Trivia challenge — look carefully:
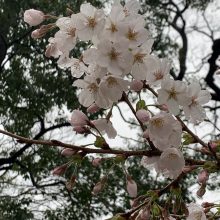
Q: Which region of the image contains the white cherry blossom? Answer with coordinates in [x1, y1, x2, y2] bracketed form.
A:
[148, 112, 175, 140]
[131, 40, 155, 80]
[99, 75, 130, 103]
[146, 57, 171, 86]
[157, 77, 190, 115]
[119, 16, 151, 48]
[102, 4, 125, 42]
[92, 119, 117, 139]
[70, 58, 87, 78]
[152, 119, 182, 151]
[73, 75, 112, 108]
[183, 82, 211, 123]
[75, 3, 105, 42]
[157, 148, 185, 179]
[96, 39, 133, 76]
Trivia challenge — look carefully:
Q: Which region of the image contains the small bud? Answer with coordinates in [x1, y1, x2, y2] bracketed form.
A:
[87, 103, 100, 114]
[52, 164, 67, 176]
[136, 109, 150, 123]
[92, 177, 107, 195]
[126, 175, 137, 198]
[24, 9, 45, 26]
[114, 155, 126, 164]
[31, 29, 43, 39]
[196, 185, 206, 198]
[70, 110, 89, 127]
[61, 148, 76, 157]
[66, 175, 76, 191]
[198, 169, 209, 185]
[130, 80, 143, 92]
[142, 130, 149, 139]
[94, 136, 109, 149]
[92, 158, 102, 167]
[136, 100, 146, 111]
[209, 141, 217, 152]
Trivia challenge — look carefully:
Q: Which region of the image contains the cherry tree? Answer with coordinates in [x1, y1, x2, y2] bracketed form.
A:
[1, 0, 220, 219]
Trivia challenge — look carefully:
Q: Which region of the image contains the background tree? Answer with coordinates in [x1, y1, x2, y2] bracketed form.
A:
[0, 0, 220, 219]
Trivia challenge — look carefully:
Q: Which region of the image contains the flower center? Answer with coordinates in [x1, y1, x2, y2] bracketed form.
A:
[133, 53, 146, 64]
[106, 76, 118, 87]
[87, 17, 97, 28]
[67, 27, 76, 37]
[189, 96, 198, 107]
[168, 153, 178, 160]
[167, 87, 178, 100]
[126, 28, 138, 41]
[107, 22, 118, 33]
[88, 83, 98, 93]
[151, 118, 164, 128]
[153, 70, 163, 80]
[108, 47, 120, 61]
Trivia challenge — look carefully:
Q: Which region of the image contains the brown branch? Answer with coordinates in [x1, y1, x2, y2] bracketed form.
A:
[122, 92, 157, 151]
[0, 129, 160, 157]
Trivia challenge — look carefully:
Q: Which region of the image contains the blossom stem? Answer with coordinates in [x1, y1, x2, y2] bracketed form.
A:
[122, 92, 157, 151]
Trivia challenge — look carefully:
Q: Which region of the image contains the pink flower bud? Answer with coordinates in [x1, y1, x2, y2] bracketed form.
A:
[24, 9, 45, 26]
[70, 110, 89, 127]
[130, 80, 143, 92]
[136, 109, 150, 123]
[52, 164, 67, 176]
[61, 148, 76, 157]
[198, 170, 209, 185]
[87, 103, 100, 114]
[142, 130, 149, 139]
[126, 175, 137, 198]
[31, 29, 43, 39]
[92, 158, 102, 167]
[209, 141, 217, 152]
[92, 177, 107, 195]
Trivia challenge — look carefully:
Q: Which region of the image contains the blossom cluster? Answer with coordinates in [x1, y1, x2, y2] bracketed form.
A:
[23, 1, 214, 219]
[23, 0, 212, 179]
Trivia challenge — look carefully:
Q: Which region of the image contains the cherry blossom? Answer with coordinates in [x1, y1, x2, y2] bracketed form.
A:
[73, 75, 112, 108]
[183, 82, 211, 123]
[99, 75, 130, 103]
[92, 119, 117, 139]
[70, 110, 89, 127]
[75, 3, 105, 42]
[96, 39, 133, 76]
[158, 77, 191, 115]
[157, 148, 185, 179]
[146, 57, 171, 86]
